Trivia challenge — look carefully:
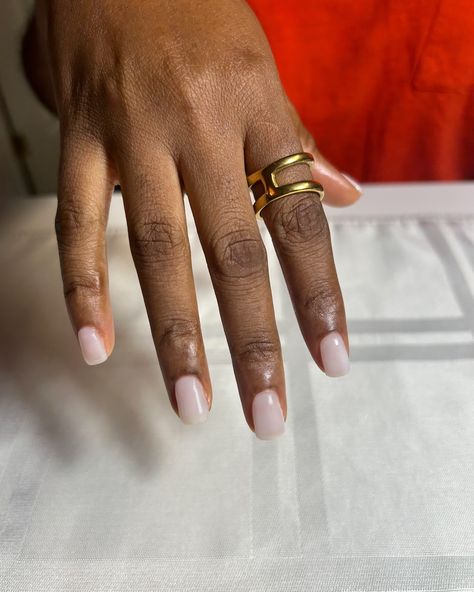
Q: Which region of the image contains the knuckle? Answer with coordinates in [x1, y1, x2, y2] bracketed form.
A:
[58, 83, 103, 137]
[130, 216, 187, 266]
[227, 46, 271, 78]
[168, 46, 273, 129]
[185, 45, 269, 87]
[233, 336, 281, 366]
[302, 279, 339, 318]
[55, 203, 81, 238]
[273, 194, 330, 248]
[58, 64, 137, 138]
[164, 55, 220, 123]
[209, 227, 267, 282]
[156, 318, 201, 354]
[63, 272, 103, 301]
[55, 202, 101, 252]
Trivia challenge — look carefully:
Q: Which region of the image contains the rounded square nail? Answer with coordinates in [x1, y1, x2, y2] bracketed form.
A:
[252, 390, 285, 440]
[175, 375, 209, 425]
[78, 326, 108, 365]
[320, 331, 350, 377]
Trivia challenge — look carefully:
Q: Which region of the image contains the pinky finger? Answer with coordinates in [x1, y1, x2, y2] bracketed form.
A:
[55, 136, 115, 365]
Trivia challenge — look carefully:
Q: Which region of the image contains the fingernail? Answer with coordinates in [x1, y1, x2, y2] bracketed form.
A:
[342, 173, 362, 193]
[320, 331, 350, 377]
[78, 326, 108, 365]
[175, 376, 209, 425]
[252, 390, 285, 440]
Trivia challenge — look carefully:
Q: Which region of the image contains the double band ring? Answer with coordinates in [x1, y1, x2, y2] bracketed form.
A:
[247, 152, 324, 218]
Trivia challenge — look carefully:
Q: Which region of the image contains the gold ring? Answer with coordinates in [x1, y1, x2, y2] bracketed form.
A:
[247, 152, 324, 218]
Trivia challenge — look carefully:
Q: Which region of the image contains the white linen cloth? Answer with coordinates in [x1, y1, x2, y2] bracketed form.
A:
[0, 183, 473, 591]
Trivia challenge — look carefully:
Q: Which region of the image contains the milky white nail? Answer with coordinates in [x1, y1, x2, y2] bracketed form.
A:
[175, 376, 209, 425]
[78, 326, 108, 366]
[320, 331, 350, 377]
[342, 172, 362, 193]
[252, 390, 285, 440]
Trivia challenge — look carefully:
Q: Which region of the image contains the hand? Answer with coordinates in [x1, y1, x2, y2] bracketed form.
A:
[36, 0, 361, 438]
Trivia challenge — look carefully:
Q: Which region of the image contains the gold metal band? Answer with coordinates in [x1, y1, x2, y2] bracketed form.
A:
[247, 152, 324, 218]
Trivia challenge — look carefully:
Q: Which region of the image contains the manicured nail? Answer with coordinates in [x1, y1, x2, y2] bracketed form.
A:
[342, 172, 362, 194]
[320, 331, 350, 377]
[78, 326, 108, 365]
[252, 390, 285, 440]
[175, 376, 209, 425]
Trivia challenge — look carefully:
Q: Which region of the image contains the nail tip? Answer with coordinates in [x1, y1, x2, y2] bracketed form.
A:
[325, 365, 350, 378]
[341, 172, 363, 194]
[255, 427, 286, 441]
[83, 354, 108, 366]
[180, 412, 209, 426]
[324, 365, 351, 378]
[180, 419, 208, 426]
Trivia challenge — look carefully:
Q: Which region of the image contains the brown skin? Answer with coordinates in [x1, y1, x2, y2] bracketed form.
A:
[30, 0, 361, 431]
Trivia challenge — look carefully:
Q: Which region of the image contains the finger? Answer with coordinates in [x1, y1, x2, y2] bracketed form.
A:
[181, 140, 286, 440]
[286, 97, 362, 207]
[56, 134, 115, 365]
[118, 149, 211, 426]
[245, 118, 350, 378]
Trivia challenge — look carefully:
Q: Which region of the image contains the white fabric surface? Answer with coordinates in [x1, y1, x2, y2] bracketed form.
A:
[0, 183, 473, 591]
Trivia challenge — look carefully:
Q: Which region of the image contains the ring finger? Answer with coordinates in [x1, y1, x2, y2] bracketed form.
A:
[245, 121, 350, 378]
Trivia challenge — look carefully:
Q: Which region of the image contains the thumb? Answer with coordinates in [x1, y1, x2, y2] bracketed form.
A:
[286, 97, 362, 207]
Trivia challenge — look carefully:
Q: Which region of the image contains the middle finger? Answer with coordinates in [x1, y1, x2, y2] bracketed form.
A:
[181, 137, 286, 440]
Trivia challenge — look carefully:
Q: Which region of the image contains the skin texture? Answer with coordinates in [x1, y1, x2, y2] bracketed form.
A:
[31, 0, 361, 432]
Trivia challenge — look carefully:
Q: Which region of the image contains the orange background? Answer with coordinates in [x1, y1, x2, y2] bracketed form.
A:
[247, 0, 474, 182]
